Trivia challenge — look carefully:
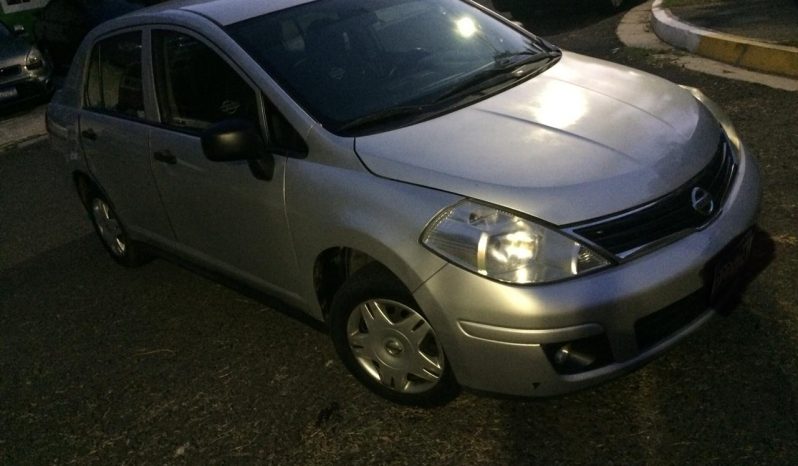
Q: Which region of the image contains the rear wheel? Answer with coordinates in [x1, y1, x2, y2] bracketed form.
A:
[330, 264, 457, 405]
[87, 193, 149, 267]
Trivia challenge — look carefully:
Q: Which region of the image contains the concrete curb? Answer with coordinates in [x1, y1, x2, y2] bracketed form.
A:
[0, 134, 47, 154]
[650, 0, 798, 78]
[0, 134, 47, 153]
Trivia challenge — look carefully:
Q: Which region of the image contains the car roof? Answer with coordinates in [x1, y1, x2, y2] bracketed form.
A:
[131, 0, 317, 26]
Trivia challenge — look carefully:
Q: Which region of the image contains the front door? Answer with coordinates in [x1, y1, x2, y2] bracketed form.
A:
[147, 29, 301, 296]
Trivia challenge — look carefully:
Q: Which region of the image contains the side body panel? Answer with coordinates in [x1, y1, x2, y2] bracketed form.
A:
[284, 127, 460, 321]
[79, 112, 174, 240]
[148, 126, 301, 300]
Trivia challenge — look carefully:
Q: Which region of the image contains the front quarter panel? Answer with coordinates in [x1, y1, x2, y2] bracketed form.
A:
[284, 143, 460, 322]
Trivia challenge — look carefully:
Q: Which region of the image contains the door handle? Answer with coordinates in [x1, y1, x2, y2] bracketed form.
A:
[153, 150, 177, 165]
[81, 128, 97, 141]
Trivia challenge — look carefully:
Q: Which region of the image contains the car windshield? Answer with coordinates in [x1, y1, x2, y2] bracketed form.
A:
[227, 0, 557, 134]
[0, 22, 11, 39]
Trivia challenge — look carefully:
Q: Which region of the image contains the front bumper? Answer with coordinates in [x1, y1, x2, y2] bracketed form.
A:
[0, 65, 53, 105]
[413, 143, 761, 397]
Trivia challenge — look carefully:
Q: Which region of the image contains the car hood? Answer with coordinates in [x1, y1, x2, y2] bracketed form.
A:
[354, 52, 722, 225]
[0, 38, 29, 68]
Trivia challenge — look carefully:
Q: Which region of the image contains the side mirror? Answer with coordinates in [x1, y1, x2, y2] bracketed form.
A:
[201, 119, 275, 181]
[201, 119, 266, 162]
[12, 24, 26, 36]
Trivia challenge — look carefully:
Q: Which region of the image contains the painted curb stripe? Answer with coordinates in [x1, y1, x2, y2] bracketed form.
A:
[651, 0, 798, 78]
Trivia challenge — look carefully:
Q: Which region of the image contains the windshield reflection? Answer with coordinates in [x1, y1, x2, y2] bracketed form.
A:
[228, 0, 556, 134]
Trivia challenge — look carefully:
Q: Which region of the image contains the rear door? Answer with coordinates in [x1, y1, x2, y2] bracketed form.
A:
[147, 28, 302, 296]
[79, 30, 174, 243]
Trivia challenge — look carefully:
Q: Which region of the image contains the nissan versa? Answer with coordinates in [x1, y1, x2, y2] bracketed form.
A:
[47, 0, 760, 404]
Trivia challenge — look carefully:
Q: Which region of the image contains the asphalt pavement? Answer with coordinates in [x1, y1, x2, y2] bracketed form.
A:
[2, 2, 798, 464]
[0, 104, 47, 153]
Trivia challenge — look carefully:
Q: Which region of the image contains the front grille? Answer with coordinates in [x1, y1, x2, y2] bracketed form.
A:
[0, 65, 22, 79]
[572, 135, 736, 256]
[635, 288, 709, 351]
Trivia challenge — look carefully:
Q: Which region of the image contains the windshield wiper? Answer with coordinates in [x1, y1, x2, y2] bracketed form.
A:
[494, 49, 561, 67]
[434, 49, 561, 103]
[336, 50, 561, 134]
[337, 103, 438, 133]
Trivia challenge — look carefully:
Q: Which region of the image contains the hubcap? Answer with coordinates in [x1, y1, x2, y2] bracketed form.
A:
[91, 198, 126, 257]
[346, 299, 444, 394]
[384, 339, 403, 356]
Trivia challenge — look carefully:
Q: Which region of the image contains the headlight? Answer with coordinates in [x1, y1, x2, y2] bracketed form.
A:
[421, 200, 611, 284]
[25, 47, 45, 70]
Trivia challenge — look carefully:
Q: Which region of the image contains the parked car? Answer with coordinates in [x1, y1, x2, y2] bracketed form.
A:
[0, 21, 53, 106]
[47, 0, 760, 405]
[33, 0, 152, 70]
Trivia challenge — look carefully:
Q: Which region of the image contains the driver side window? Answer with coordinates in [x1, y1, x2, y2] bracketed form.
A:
[152, 30, 258, 132]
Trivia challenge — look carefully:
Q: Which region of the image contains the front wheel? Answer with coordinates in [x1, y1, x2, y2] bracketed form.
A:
[329, 264, 457, 405]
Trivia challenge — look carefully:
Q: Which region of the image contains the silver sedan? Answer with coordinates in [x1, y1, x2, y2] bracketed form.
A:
[47, 0, 760, 405]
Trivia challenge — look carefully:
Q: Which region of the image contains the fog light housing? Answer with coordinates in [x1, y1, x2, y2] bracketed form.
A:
[542, 334, 614, 375]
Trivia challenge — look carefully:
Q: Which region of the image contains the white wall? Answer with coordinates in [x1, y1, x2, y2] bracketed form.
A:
[1, 0, 50, 15]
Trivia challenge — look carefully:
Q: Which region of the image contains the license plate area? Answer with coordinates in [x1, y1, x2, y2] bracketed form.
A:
[708, 229, 754, 306]
[0, 86, 18, 101]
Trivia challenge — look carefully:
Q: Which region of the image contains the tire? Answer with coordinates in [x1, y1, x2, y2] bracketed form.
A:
[87, 192, 149, 267]
[601, 0, 625, 13]
[329, 263, 458, 405]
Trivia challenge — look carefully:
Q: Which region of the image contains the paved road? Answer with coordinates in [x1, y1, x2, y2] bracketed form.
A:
[0, 104, 47, 152]
[2, 3, 798, 464]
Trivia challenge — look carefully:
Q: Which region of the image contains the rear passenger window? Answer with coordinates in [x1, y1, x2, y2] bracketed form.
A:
[153, 31, 258, 132]
[84, 32, 145, 119]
